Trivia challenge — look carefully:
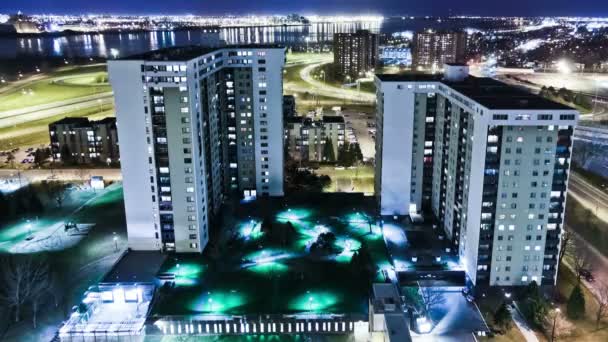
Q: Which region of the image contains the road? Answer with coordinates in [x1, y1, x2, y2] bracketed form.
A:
[565, 227, 608, 300]
[284, 61, 375, 104]
[0, 92, 114, 129]
[0, 168, 122, 186]
[568, 171, 608, 223]
[496, 72, 608, 121]
[564, 172, 608, 300]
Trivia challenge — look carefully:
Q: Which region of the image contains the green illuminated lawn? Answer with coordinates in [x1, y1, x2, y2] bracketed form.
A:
[0, 65, 110, 112]
[152, 197, 392, 317]
[0, 183, 124, 253]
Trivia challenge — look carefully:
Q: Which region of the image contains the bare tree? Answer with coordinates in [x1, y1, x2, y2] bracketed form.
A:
[29, 262, 50, 329]
[419, 287, 446, 317]
[596, 283, 608, 329]
[558, 230, 574, 267]
[0, 255, 50, 323]
[572, 240, 592, 283]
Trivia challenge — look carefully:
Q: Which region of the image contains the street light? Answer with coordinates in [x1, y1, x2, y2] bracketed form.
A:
[208, 297, 214, 312]
[551, 308, 561, 342]
[113, 236, 118, 252]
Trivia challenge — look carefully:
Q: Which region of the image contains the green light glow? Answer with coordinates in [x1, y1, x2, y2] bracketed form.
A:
[344, 212, 382, 239]
[334, 237, 362, 263]
[275, 208, 313, 223]
[247, 261, 289, 275]
[238, 219, 264, 240]
[168, 263, 205, 286]
[288, 291, 340, 312]
[188, 290, 247, 313]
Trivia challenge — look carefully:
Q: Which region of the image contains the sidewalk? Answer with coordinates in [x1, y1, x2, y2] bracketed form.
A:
[509, 303, 539, 342]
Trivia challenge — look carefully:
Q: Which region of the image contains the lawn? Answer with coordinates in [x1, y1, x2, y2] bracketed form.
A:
[554, 263, 608, 341]
[151, 196, 392, 318]
[476, 289, 527, 342]
[0, 182, 124, 254]
[0, 183, 127, 341]
[565, 196, 608, 257]
[0, 105, 114, 152]
[315, 165, 375, 194]
[0, 65, 110, 112]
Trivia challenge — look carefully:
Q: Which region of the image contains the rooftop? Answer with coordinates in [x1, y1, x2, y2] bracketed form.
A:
[50, 117, 90, 126]
[375, 73, 575, 110]
[384, 314, 412, 342]
[445, 77, 574, 110]
[121, 44, 284, 61]
[322, 116, 346, 124]
[375, 73, 441, 82]
[103, 251, 167, 283]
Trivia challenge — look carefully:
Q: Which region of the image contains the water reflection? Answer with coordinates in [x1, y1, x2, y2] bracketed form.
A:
[0, 18, 468, 59]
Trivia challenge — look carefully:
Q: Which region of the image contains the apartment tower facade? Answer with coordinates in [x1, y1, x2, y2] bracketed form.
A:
[375, 65, 578, 287]
[334, 30, 379, 79]
[412, 30, 467, 71]
[108, 45, 285, 253]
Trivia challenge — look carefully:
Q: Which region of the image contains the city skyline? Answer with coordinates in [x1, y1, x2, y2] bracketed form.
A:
[3, 0, 608, 17]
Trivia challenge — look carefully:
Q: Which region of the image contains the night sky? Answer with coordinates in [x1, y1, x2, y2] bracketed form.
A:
[2, 0, 608, 17]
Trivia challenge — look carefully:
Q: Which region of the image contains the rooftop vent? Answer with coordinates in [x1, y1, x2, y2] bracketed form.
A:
[444, 63, 469, 82]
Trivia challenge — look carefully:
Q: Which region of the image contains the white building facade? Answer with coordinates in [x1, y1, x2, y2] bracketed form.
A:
[109, 45, 285, 253]
[375, 65, 578, 286]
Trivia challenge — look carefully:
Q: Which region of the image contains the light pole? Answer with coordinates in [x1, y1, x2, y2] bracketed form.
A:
[551, 308, 561, 342]
[113, 236, 118, 252]
[308, 296, 313, 311]
[208, 297, 214, 312]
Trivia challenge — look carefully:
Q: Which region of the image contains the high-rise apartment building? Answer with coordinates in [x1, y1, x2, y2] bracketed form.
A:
[375, 64, 578, 287]
[412, 30, 467, 71]
[334, 30, 379, 79]
[49, 117, 119, 164]
[284, 116, 345, 162]
[108, 45, 285, 253]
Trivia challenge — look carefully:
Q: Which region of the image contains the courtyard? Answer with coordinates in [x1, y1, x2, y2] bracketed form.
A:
[150, 195, 393, 318]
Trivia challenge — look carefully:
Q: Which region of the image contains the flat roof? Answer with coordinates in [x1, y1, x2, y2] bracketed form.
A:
[375, 73, 441, 82]
[50, 117, 90, 125]
[445, 77, 574, 110]
[122, 44, 284, 61]
[372, 283, 399, 300]
[384, 314, 412, 342]
[103, 251, 167, 283]
[375, 73, 574, 110]
[322, 116, 345, 123]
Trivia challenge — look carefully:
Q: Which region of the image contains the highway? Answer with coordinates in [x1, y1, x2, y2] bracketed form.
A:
[284, 61, 376, 104]
[568, 171, 608, 223]
[496, 72, 608, 121]
[0, 92, 114, 129]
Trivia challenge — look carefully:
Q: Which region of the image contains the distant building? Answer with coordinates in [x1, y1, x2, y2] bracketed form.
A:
[379, 47, 412, 67]
[283, 95, 296, 117]
[375, 64, 579, 287]
[49, 117, 119, 164]
[334, 30, 379, 79]
[412, 30, 467, 71]
[285, 116, 345, 162]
